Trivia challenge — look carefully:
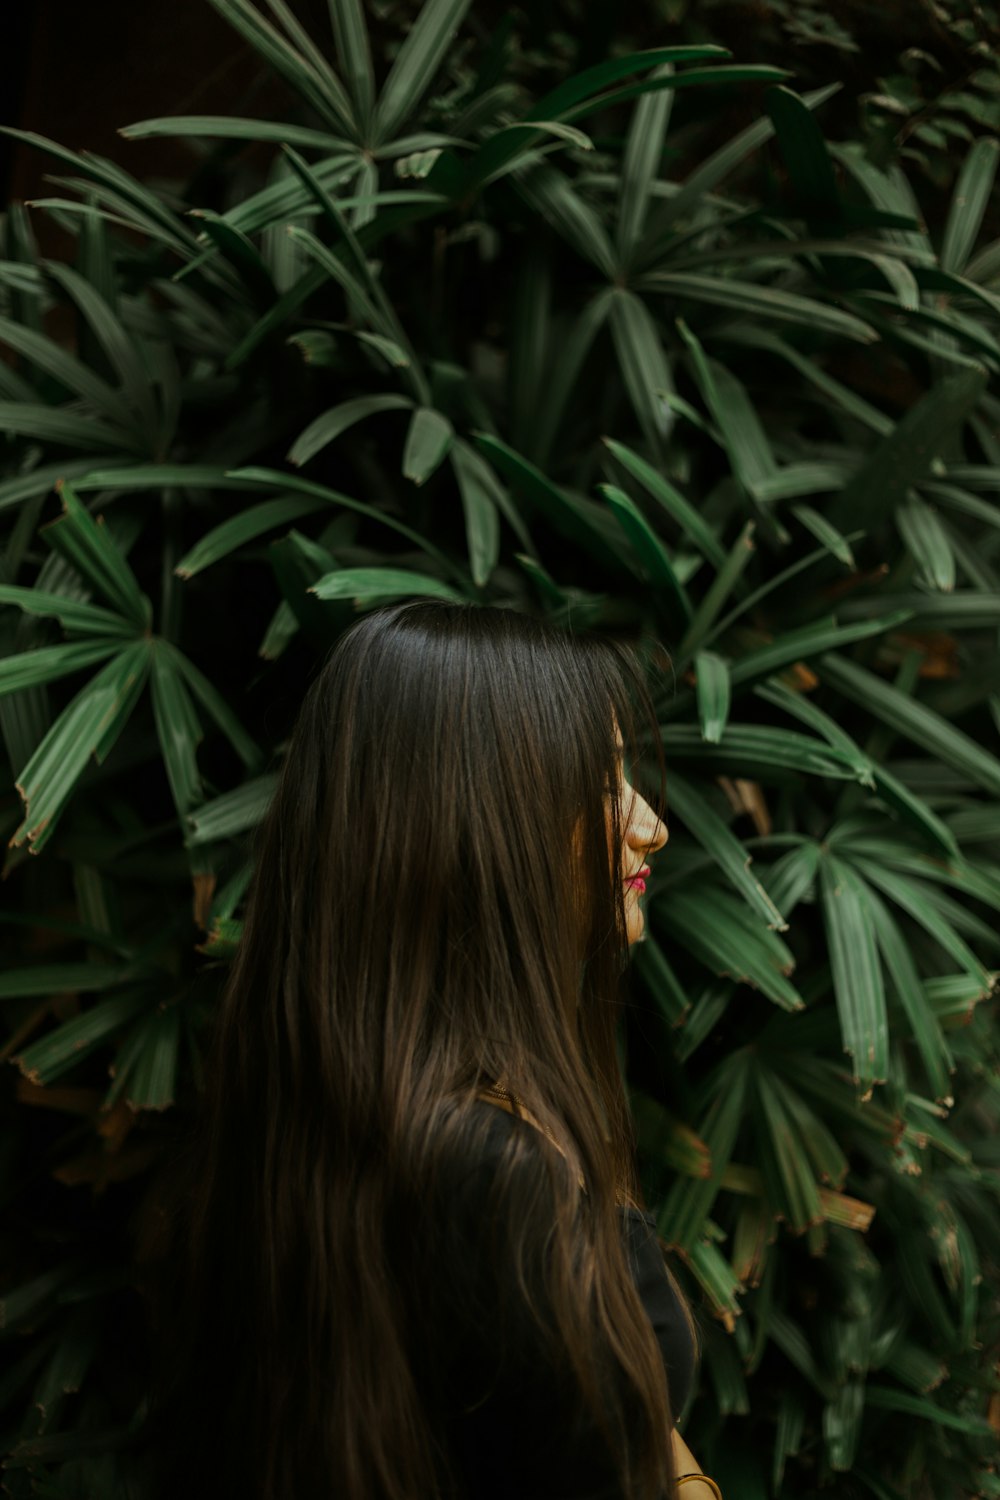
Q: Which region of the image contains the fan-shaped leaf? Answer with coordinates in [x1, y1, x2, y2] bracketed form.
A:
[165, 640, 262, 772]
[754, 1068, 825, 1232]
[940, 137, 1000, 275]
[693, 649, 731, 743]
[658, 1052, 752, 1249]
[599, 483, 692, 620]
[0, 639, 123, 697]
[667, 769, 787, 929]
[0, 400, 134, 452]
[0, 586, 135, 639]
[149, 641, 204, 820]
[120, 115, 354, 149]
[790, 504, 856, 567]
[14, 990, 150, 1085]
[617, 63, 676, 261]
[201, 0, 356, 138]
[450, 441, 500, 588]
[174, 495, 331, 577]
[608, 288, 675, 453]
[310, 566, 467, 604]
[865, 882, 954, 1105]
[661, 722, 859, 780]
[632, 934, 692, 1028]
[11, 642, 151, 855]
[894, 491, 956, 592]
[105, 1003, 181, 1110]
[472, 432, 629, 568]
[818, 853, 889, 1099]
[186, 774, 278, 846]
[373, 0, 474, 141]
[512, 162, 616, 278]
[402, 407, 454, 485]
[764, 85, 842, 223]
[287, 394, 414, 468]
[40, 480, 150, 629]
[657, 882, 804, 1010]
[817, 650, 1000, 798]
[602, 437, 728, 570]
[653, 274, 876, 343]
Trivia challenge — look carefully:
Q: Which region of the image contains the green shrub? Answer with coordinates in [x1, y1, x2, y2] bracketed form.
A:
[1, 2, 999, 1496]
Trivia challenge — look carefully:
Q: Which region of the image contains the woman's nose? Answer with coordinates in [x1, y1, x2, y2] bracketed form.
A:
[626, 795, 668, 855]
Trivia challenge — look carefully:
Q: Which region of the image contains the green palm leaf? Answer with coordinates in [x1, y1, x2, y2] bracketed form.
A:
[0, 585, 135, 638]
[848, 855, 995, 991]
[202, 0, 358, 139]
[650, 273, 876, 343]
[10, 641, 151, 855]
[562, 65, 794, 127]
[816, 650, 1000, 798]
[894, 491, 956, 591]
[450, 441, 501, 587]
[149, 641, 205, 820]
[602, 437, 728, 569]
[373, 0, 475, 142]
[120, 114, 356, 150]
[13, 990, 150, 1086]
[827, 367, 989, 532]
[402, 407, 454, 485]
[511, 161, 617, 279]
[287, 394, 414, 468]
[174, 495, 331, 578]
[309, 566, 467, 604]
[0, 316, 140, 437]
[104, 1003, 181, 1110]
[658, 1052, 752, 1250]
[753, 1067, 825, 1233]
[666, 769, 787, 929]
[598, 483, 692, 620]
[224, 465, 457, 574]
[753, 677, 959, 859]
[657, 882, 804, 1011]
[693, 649, 731, 743]
[472, 433, 630, 568]
[0, 639, 123, 696]
[660, 722, 859, 781]
[616, 63, 676, 262]
[186, 774, 279, 846]
[864, 881, 954, 1104]
[0, 401, 137, 453]
[940, 137, 1000, 275]
[607, 288, 675, 455]
[42, 261, 163, 448]
[39, 480, 150, 628]
[165, 639, 263, 771]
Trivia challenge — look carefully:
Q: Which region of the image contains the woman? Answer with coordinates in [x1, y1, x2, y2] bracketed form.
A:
[132, 600, 719, 1500]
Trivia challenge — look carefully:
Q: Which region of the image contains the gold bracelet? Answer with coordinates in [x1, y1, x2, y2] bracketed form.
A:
[676, 1475, 723, 1498]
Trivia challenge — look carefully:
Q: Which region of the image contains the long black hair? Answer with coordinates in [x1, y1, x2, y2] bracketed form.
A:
[132, 601, 694, 1499]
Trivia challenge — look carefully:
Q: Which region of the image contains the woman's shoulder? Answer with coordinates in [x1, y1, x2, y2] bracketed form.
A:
[471, 1095, 652, 1216]
[434, 1098, 698, 1416]
[457, 1094, 560, 1196]
[429, 1095, 551, 1212]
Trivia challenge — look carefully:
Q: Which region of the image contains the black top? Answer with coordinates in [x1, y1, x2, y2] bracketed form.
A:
[401, 1100, 697, 1500]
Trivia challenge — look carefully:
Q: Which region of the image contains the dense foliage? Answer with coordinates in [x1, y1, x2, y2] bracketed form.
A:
[2, 1, 1000, 1496]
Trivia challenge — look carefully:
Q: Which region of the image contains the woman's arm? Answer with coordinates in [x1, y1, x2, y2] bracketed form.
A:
[671, 1426, 721, 1498]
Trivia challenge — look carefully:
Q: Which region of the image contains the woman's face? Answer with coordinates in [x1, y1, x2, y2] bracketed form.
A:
[608, 726, 669, 946]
